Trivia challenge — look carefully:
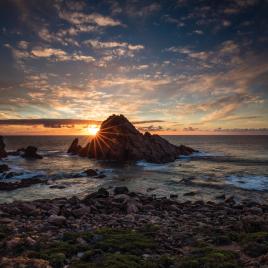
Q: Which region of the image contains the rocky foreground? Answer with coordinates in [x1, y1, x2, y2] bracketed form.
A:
[0, 187, 268, 268]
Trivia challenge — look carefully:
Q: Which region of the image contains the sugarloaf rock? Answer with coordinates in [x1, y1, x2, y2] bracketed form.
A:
[68, 114, 197, 163]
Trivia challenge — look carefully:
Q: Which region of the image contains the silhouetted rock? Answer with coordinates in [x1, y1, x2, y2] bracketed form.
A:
[68, 114, 197, 163]
[0, 136, 7, 158]
[114, 186, 129, 195]
[21, 146, 43, 159]
[67, 138, 82, 155]
[84, 168, 98, 177]
[0, 164, 9, 173]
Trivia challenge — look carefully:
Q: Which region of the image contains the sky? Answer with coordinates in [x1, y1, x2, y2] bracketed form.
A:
[0, 0, 267, 135]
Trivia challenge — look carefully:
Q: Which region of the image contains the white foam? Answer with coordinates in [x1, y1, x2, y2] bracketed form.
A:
[227, 175, 268, 191]
[179, 151, 224, 159]
[14, 171, 46, 180]
[136, 160, 169, 170]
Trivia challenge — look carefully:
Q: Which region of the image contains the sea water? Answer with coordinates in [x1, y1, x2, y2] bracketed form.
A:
[0, 135, 268, 203]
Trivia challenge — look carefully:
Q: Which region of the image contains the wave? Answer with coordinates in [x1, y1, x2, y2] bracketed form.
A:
[136, 160, 169, 171]
[227, 174, 268, 191]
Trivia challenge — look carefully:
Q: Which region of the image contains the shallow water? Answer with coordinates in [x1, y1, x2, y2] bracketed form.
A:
[0, 135, 268, 203]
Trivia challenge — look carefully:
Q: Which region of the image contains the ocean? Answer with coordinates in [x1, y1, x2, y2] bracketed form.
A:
[1, 135, 268, 203]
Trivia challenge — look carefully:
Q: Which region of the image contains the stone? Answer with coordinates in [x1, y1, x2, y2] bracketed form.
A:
[48, 214, 66, 226]
[21, 146, 43, 159]
[0, 178, 46, 191]
[0, 136, 7, 158]
[84, 188, 109, 201]
[84, 168, 98, 176]
[6, 237, 22, 249]
[72, 207, 91, 217]
[114, 186, 129, 195]
[0, 164, 9, 173]
[67, 138, 82, 154]
[68, 114, 197, 163]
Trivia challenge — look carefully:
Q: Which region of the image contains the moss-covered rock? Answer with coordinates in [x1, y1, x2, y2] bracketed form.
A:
[241, 232, 268, 257]
[177, 246, 241, 268]
[94, 228, 156, 254]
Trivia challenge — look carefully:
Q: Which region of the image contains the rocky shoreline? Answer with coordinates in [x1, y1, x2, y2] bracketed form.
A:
[0, 187, 268, 267]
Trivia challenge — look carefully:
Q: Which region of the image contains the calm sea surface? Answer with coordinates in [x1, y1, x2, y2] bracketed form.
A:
[1, 135, 268, 203]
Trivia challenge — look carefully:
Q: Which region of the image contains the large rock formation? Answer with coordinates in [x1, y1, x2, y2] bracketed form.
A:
[0, 136, 7, 158]
[68, 114, 197, 163]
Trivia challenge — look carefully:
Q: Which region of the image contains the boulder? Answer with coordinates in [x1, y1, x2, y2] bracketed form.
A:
[0, 164, 9, 173]
[48, 214, 66, 226]
[84, 168, 98, 177]
[68, 114, 197, 163]
[114, 186, 129, 195]
[67, 138, 82, 154]
[21, 146, 43, 159]
[0, 136, 7, 158]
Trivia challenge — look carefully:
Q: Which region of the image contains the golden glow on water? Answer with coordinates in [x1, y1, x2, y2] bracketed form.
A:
[86, 125, 99, 136]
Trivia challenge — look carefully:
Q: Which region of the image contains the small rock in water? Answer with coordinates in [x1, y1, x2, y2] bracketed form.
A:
[216, 194, 226, 199]
[184, 191, 197, 196]
[170, 194, 178, 199]
[0, 164, 9, 173]
[84, 169, 98, 177]
[146, 187, 156, 192]
[114, 186, 129, 195]
[0, 136, 7, 158]
[21, 146, 43, 159]
[49, 185, 66, 189]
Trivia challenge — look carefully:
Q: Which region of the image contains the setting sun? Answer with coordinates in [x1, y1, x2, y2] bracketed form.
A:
[86, 125, 99, 136]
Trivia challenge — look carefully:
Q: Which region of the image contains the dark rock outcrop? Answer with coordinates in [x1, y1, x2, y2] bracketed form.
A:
[0, 136, 7, 158]
[0, 178, 46, 191]
[67, 138, 81, 155]
[21, 146, 43, 159]
[0, 164, 9, 173]
[68, 114, 197, 163]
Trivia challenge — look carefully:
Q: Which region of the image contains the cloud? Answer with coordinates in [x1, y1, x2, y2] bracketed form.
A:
[0, 119, 101, 128]
[32, 48, 66, 58]
[59, 11, 123, 27]
[85, 40, 144, 50]
[126, 3, 161, 17]
[30, 47, 95, 63]
[183, 127, 199, 131]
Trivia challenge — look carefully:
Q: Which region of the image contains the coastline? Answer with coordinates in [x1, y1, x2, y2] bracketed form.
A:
[0, 187, 268, 267]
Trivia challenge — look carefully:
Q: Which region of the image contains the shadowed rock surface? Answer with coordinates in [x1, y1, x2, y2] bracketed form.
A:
[21, 146, 43, 159]
[0, 136, 7, 159]
[68, 114, 197, 163]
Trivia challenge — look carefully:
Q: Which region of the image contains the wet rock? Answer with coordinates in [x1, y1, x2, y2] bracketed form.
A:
[21, 146, 43, 159]
[84, 168, 98, 177]
[67, 138, 81, 155]
[184, 191, 197, 196]
[49, 185, 66, 189]
[0, 136, 7, 158]
[48, 214, 66, 226]
[170, 194, 178, 199]
[0, 164, 9, 173]
[84, 188, 109, 201]
[0, 178, 47, 191]
[114, 186, 129, 195]
[68, 114, 197, 163]
[6, 237, 22, 250]
[72, 207, 91, 217]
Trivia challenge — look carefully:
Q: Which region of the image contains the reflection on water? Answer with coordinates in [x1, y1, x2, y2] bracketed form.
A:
[0, 135, 268, 203]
